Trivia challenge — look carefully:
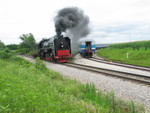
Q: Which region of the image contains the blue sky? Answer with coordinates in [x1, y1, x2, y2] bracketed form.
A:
[0, 0, 150, 44]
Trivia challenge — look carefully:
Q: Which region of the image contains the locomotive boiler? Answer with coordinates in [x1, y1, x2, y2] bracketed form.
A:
[38, 35, 72, 63]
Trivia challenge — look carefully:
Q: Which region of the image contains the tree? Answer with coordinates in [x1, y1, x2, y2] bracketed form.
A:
[6, 44, 18, 50]
[0, 40, 5, 50]
[0, 41, 13, 59]
[19, 33, 37, 53]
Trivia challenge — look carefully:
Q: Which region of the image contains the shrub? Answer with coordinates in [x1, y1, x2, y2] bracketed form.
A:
[35, 57, 47, 71]
[0, 48, 13, 59]
[9, 56, 32, 67]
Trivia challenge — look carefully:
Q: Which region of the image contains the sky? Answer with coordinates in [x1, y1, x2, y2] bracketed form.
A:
[0, 0, 150, 44]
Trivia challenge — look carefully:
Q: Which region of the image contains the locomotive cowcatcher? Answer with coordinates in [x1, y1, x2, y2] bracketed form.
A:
[38, 35, 72, 63]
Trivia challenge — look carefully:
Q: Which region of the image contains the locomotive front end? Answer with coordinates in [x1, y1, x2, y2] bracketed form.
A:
[54, 36, 72, 63]
[38, 35, 72, 63]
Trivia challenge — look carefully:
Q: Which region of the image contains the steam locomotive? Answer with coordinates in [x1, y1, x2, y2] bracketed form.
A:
[38, 35, 72, 63]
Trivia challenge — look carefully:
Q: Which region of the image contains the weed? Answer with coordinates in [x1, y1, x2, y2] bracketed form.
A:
[0, 58, 145, 113]
[35, 57, 47, 71]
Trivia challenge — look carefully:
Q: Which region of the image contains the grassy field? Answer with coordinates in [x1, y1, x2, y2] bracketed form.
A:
[97, 41, 150, 67]
[0, 56, 144, 113]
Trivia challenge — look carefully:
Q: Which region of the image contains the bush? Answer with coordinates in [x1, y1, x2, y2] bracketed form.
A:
[9, 56, 32, 67]
[17, 48, 30, 54]
[35, 57, 47, 71]
[0, 48, 13, 59]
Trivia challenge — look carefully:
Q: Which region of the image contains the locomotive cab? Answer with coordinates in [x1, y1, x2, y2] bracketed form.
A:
[85, 41, 92, 51]
[85, 41, 93, 57]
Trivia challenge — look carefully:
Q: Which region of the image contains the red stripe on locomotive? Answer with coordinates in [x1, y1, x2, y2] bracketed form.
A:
[57, 50, 70, 56]
[54, 50, 72, 63]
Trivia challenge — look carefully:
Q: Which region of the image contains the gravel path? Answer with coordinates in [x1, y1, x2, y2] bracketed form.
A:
[74, 54, 150, 77]
[22, 56, 150, 112]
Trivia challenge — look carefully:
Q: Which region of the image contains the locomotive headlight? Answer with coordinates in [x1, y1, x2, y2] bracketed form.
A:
[61, 42, 64, 47]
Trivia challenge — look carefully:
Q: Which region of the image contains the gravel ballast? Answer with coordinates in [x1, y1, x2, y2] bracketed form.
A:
[23, 55, 150, 112]
[74, 54, 150, 77]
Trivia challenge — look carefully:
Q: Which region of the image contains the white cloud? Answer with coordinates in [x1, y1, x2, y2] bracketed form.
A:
[87, 23, 150, 44]
[0, 0, 150, 44]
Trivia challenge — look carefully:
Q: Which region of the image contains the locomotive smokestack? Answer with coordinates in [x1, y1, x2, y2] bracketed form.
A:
[57, 31, 61, 37]
[54, 7, 90, 38]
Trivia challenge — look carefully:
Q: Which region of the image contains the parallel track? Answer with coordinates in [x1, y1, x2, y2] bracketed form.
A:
[63, 63, 150, 86]
[88, 57, 150, 72]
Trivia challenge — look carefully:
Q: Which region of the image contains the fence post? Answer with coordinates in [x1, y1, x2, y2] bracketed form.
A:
[127, 52, 129, 59]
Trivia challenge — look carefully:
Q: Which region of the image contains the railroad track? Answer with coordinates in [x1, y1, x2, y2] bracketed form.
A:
[21, 55, 150, 85]
[88, 57, 150, 72]
[63, 63, 150, 86]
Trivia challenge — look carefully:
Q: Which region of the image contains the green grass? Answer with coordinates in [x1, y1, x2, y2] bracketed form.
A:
[0, 56, 145, 113]
[98, 47, 150, 67]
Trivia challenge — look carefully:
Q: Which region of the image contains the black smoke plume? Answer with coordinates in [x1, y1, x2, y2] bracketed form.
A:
[54, 7, 90, 54]
[54, 7, 90, 37]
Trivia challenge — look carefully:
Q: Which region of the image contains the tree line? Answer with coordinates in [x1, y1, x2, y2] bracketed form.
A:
[109, 40, 150, 50]
[0, 33, 37, 59]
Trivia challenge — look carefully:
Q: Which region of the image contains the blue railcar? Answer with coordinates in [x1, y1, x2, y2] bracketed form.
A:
[79, 39, 96, 58]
